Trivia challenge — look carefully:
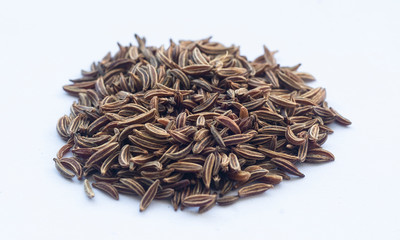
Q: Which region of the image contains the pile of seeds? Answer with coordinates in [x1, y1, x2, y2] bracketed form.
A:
[55, 35, 351, 213]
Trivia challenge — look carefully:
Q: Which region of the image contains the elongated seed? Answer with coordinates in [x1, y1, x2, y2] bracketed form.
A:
[140, 179, 160, 211]
[84, 179, 95, 199]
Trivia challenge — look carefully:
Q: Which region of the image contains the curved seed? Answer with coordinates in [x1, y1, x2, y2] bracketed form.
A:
[140, 179, 160, 211]
[238, 183, 273, 198]
[92, 182, 119, 200]
[84, 179, 95, 199]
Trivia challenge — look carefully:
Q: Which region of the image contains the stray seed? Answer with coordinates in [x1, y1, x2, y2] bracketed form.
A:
[84, 179, 95, 199]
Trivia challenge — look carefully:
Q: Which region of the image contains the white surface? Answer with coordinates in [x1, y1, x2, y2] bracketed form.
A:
[1, 0, 399, 239]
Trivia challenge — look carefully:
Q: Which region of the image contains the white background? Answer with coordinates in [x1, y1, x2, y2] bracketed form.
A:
[1, 0, 399, 239]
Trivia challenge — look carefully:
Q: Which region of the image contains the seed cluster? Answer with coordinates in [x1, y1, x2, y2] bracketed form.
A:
[55, 35, 351, 213]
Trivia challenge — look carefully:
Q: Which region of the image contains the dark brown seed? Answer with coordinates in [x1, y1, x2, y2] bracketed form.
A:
[198, 195, 217, 213]
[210, 125, 225, 147]
[217, 195, 240, 206]
[192, 93, 220, 113]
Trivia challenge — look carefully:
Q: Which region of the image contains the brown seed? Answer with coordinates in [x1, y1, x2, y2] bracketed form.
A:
[270, 157, 305, 177]
[155, 188, 175, 200]
[258, 174, 283, 185]
[192, 93, 220, 113]
[182, 194, 216, 207]
[167, 162, 203, 173]
[215, 115, 241, 134]
[285, 125, 306, 146]
[118, 145, 131, 167]
[238, 183, 273, 198]
[144, 123, 170, 138]
[53, 158, 75, 179]
[59, 157, 83, 180]
[120, 178, 145, 196]
[92, 182, 119, 200]
[232, 147, 265, 161]
[165, 142, 194, 160]
[223, 134, 254, 146]
[198, 195, 217, 213]
[228, 153, 241, 172]
[217, 195, 240, 206]
[210, 125, 225, 147]
[85, 142, 119, 168]
[202, 153, 215, 189]
[330, 108, 352, 125]
[140, 179, 160, 211]
[257, 147, 299, 161]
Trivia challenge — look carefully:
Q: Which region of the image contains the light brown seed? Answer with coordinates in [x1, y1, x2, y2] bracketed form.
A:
[53, 158, 75, 179]
[84, 179, 95, 199]
[202, 153, 215, 189]
[330, 108, 352, 125]
[215, 115, 241, 134]
[140, 179, 160, 211]
[144, 123, 170, 138]
[232, 147, 265, 161]
[228, 153, 241, 172]
[223, 134, 254, 146]
[167, 162, 203, 173]
[238, 183, 273, 198]
[182, 194, 216, 207]
[118, 145, 131, 167]
[257, 147, 299, 161]
[59, 157, 83, 180]
[285, 125, 306, 146]
[258, 174, 283, 185]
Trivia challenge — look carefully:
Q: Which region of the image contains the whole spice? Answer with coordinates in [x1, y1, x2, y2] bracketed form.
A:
[54, 35, 351, 212]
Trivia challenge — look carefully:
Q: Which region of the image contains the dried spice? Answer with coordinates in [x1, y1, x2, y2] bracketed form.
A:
[54, 35, 350, 212]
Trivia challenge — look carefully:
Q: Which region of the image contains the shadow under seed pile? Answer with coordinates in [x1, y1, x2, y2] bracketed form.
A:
[54, 35, 351, 213]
